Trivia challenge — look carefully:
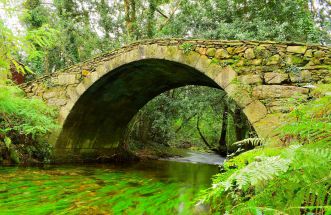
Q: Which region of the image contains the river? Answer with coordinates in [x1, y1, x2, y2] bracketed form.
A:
[0, 152, 224, 215]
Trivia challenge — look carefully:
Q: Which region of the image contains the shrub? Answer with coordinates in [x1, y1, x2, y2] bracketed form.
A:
[0, 83, 58, 163]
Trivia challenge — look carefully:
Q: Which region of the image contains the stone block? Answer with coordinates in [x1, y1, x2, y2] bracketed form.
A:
[66, 86, 79, 102]
[225, 84, 253, 108]
[58, 73, 77, 85]
[287, 46, 307, 54]
[285, 55, 305, 65]
[96, 64, 108, 77]
[253, 113, 285, 138]
[43, 91, 58, 100]
[266, 99, 290, 113]
[203, 63, 222, 79]
[252, 85, 309, 99]
[236, 59, 245, 67]
[163, 46, 181, 61]
[264, 72, 288, 84]
[244, 48, 255, 59]
[266, 54, 280, 65]
[47, 98, 67, 107]
[234, 46, 247, 54]
[251, 59, 262, 65]
[206, 48, 216, 57]
[215, 49, 231, 59]
[76, 82, 87, 95]
[238, 74, 262, 85]
[314, 50, 325, 58]
[304, 49, 313, 57]
[195, 55, 212, 73]
[214, 66, 237, 89]
[226, 47, 235, 55]
[181, 50, 201, 67]
[196, 47, 207, 55]
[289, 70, 312, 83]
[243, 100, 267, 123]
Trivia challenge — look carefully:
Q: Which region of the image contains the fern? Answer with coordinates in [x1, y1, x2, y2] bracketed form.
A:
[0, 85, 56, 141]
[233, 138, 265, 147]
[218, 156, 291, 191]
[200, 84, 331, 214]
[180, 43, 195, 54]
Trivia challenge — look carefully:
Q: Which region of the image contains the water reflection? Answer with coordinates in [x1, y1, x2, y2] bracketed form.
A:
[0, 160, 219, 214]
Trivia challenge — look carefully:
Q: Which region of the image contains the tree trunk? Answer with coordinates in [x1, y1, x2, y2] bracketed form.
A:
[124, 0, 137, 39]
[147, 0, 156, 38]
[196, 115, 217, 153]
[218, 104, 228, 156]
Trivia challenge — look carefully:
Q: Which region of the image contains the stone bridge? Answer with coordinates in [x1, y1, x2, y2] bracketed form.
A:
[23, 39, 331, 161]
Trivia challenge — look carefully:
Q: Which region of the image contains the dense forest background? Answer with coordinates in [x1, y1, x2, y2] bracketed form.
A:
[1, 0, 330, 76]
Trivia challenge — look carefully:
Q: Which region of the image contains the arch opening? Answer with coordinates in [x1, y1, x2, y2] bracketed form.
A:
[55, 59, 254, 161]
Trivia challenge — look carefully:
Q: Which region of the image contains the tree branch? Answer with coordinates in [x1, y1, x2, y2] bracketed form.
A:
[175, 112, 197, 133]
[155, 7, 168, 19]
[196, 114, 214, 150]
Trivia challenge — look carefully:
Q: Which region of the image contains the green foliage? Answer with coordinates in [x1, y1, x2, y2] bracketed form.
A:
[0, 83, 58, 163]
[0, 160, 215, 214]
[180, 43, 195, 54]
[201, 84, 331, 214]
[0, 12, 58, 77]
[280, 85, 331, 145]
[158, 0, 327, 43]
[125, 86, 254, 155]
[0, 84, 57, 139]
[223, 155, 291, 191]
[233, 138, 265, 147]
[1, 0, 329, 79]
[285, 64, 302, 74]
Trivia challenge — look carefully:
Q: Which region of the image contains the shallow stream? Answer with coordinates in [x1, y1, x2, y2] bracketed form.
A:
[0, 153, 224, 214]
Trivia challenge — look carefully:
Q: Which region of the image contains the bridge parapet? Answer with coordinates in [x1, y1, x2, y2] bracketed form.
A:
[23, 39, 331, 115]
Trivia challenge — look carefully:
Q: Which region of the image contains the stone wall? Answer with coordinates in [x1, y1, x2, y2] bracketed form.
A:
[23, 39, 331, 105]
[21, 39, 331, 161]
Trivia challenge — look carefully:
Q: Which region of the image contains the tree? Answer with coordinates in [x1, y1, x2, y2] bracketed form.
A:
[125, 86, 255, 155]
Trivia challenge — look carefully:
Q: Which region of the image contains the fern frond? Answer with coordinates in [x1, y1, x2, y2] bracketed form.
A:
[219, 156, 291, 191]
[233, 138, 265, 147]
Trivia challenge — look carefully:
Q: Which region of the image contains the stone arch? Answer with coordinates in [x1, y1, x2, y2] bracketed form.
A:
[54, 44, 271, 161]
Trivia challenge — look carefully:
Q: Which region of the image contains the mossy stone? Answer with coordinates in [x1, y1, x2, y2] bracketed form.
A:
[266, 54, 280, 65]
[206, 48, 216, 57]
[287, 46, 307, 54]
[215, 49, 231, 59]
[286, 55, 304, 65]
[314, 50, 325, 58]
[244, 48, 255, 59]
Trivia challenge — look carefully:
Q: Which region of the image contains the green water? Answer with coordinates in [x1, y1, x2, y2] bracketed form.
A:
[0, 160, 219, 215]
